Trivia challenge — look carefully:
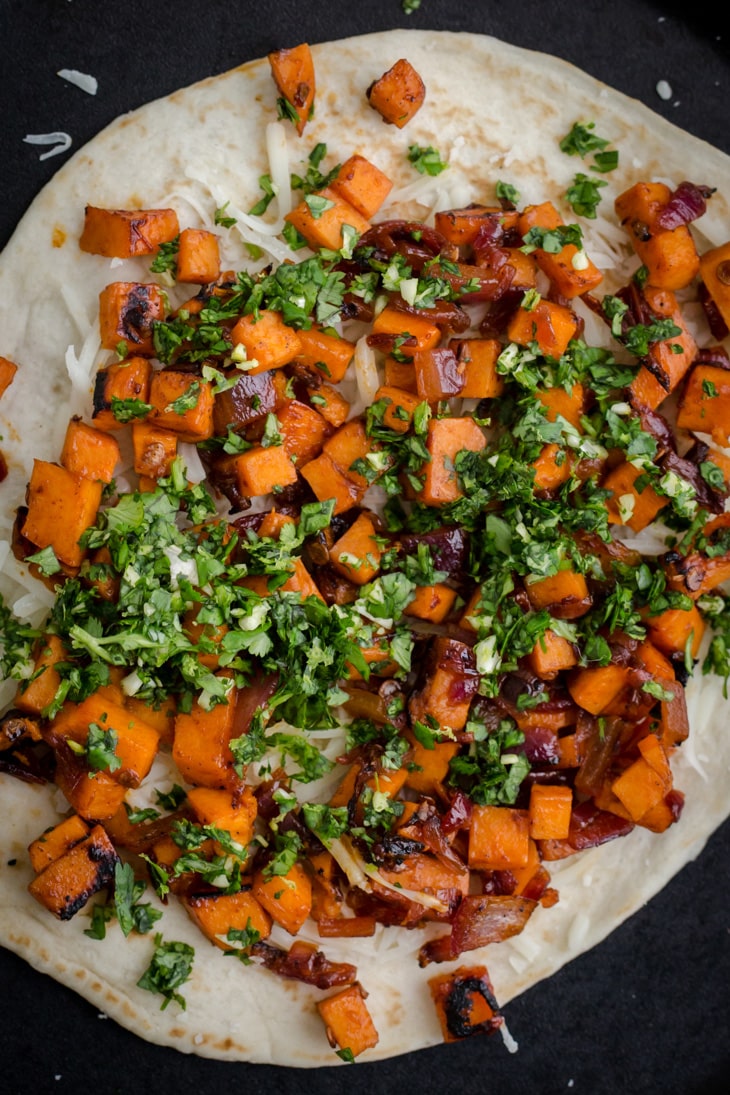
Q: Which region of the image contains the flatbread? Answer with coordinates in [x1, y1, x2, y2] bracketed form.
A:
[1, 29, 729, 1066]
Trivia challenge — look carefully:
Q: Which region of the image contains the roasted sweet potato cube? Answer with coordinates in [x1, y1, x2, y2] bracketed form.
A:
[405, 583, 457, 624]
[404, 736, 459, 795]
[528, 629, 578, 679]
[126, 695, 176, 746]
[92, 356, 153, 431]
[213, 370, 277, 434]
[468, 806, 531, 870]
[615, 181, 700, 290]
[80, 206, 179, 258]
[294, 327, 355, 383]
[612, 755, 670, 822]
[628, 287, 697, 410]
[15, 634, 68, 716]
[60, 417, 120, 483]
[253, 861, 312, 935]
[229, 309, 303, 374]
[367, 58, 425, 128]
[22, 460, 102, 568]
[268, 43, 315, 135]
[506, 298, 577, 358]
[52, 693, 160, 788]
[535, 383, 586, 429]
[54, 758, 126, 821]
[646, 604, 704, 657]
[187, 786, 258, 849]
[330, 154, 393, 219]
[284, 188, 370, 252]
[518, 201, 602, 298]
[176, 227, 220, 284]
[532, 443, 573, 492]
[414, 347, 464, 402]
[147, 370, 215, 442]
[528, 784, 573, 840]
[435, 204, 517, 248]
[372, 385, 422, 433]
[226, 442, 298, 498]
[451, 338, 504, 399]
[28, 815, 91, 874]
[370, 304, 440, 357]
[603, 461, 668, 531]
[0, 355, 18, 398]
[409, 637, 478, 732]
[258, 509, 297, 540]
[699, 241, 730, 329]
[172, 682, 238, 788]
[524, 569, 591, 619]
[330, 513, 382, 586]
[317, 982, 379, 1058]
[322, 420, 372, 488]
[300, 451, 365, 514]
[131, 421, 178, 479]
[566, 664, 631, 715]
[307, 384, 350, 427]
[677, 364, 730, 444]
[419, 417, 486, 506]
[429, 966, 500, 1043]
[98, 282, 166, 355]
[278, 400, 331, 464]
[184, 889, 272, 951]
[27, 824, 118, 920]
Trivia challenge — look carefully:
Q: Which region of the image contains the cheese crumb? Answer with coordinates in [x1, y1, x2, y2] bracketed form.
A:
[656, 80, 673, 101]
[57, 68, 98, 95]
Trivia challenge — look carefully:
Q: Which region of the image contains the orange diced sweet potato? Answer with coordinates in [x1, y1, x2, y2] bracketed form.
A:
[419, 417, 486, 506]
[566, 665, 631, 715]
[528, 628, 578, 679]
[534, 383, 586, 429]
[506, 298, 578, 358]
[373, 385, 423, 433]
[80, 207, 179, 258]
[28, 815, 91, 874]
[0, 355, 18, 398]
[60, 417, 120, 484]
[252, 861, 312, 935]
[405, 583, 457, 624]
[367, 58, 425, 128]
[629, 287, 697, 410]
[147, 370, 214, 442]
[294, 326, 356, 383]
[317, 982, 379, 1058]
[322, 420, 372, 488]
[92, 356, 153, 431]
[408, 637, 477, 732]
[404, 736, 459, 795]
[528, 784, 573, 840]
[676, 363, 730, 444]
[603, 461, 667, 531]
[383, 356, 417, 391]
[524, 569, 591, 619]
[330, 154, 393, 219]
[468, 805, 531, 870]
[176, 227, 220, 284]
[268, 43, 315, 136]
[699, 241, 730, 328]
[413, 347, 464, 402]
[330, 513, 382, 585]
[226, 442, 299, 498]
[300, 451, 366, 514]
[285, 187, 370, 252]
[230, 309, 303, 374]
[532, 443, 572, 492]
[21, 460, 102, 568]
[98, 282, 165, 355]
[131, 420, 178, 478]
[435, 204, 518, 248]
[451, 338, 504, 399]
[187, 786, 258, 848]
[15, 635, 69, 716]
[615, 181, 700, 290]
[307, 384, 350, 427]
[184, 889, 272, 950]
[646, 604, 704, 657]
[370, 304, 440, 357]
[172, 681, 238, 788]
[27, 825, 118, 919]
[518, 202, 602, 298]
[52, 693, 160, 787]
[277, 400, 330, 464]
[429, 966, 500, 1044]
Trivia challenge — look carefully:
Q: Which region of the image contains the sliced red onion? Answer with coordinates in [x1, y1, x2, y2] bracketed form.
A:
[656, 181, 715, 230]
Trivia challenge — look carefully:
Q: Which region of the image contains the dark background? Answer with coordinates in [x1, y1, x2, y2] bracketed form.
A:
[0, 1, 728, 1092]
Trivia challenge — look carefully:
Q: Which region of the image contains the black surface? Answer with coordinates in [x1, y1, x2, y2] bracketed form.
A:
[0, 1, 729, 1092]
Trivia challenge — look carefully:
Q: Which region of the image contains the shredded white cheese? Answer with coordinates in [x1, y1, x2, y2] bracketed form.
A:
[23, 132, 72, 161]
[57, 69, 98, 95]
[656, 80, 673, 101]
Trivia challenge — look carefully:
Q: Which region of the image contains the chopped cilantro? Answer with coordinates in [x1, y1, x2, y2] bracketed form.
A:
[137, 933, 194, 1011]
[407, 144, 448, 176]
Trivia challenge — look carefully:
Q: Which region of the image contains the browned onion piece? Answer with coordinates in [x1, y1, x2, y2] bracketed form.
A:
[540, 801, 635, 861]
[358, 220, 457, 270]
[574, 714, 624, 797]
[418, 894, 537, 965]
[250, 940, 357, 989]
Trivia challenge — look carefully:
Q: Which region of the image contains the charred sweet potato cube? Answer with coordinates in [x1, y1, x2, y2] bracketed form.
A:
[268, 43, 315, 136]
[293, 327, 356, 383]
[131, 420, 178, 479]
[603, 461, 668, 531]
[229, 309, 303, 374]
[172, 681, 238, 788]
[184, 889, 272, 951]
[518, 202, 602, 298]
[28, 815, 91, 874]
[80, 206, 179, 258]
[435, 204, 518, 248]
[308, 384, 350, 427]
[330, 154, 393, 219]
[611, 738, 673, 823]
[677, 363, 730, 444]
[253, 861, 312, 935]
[147, 370, 215, 442]
[98, 282, 166, 355]
[615, 181, 700, 290]
[284, 188, 370, 252]
[15, 634, 69, 716]
[187, 786, 258, 849]
[629, 287, 697, 410]
[699, 240, 730, 329]
[0, 355, 18, 398]
[300, 451, 366, 514]
[506, 298, 577, 359]
[450, 339, 504, 399]
[369, 304, 440, 357]
[330, 513, 382, 585]
[317, 982, 379, 1058]
[429, 966, 501, 1043]
[213, 370, 277, 434]
[92, 356, 153, 431]
[278, 400, 331, 464]
[419, 417, 486, 506]
[60, 417, 120, 484]
[414, 347, 464, 402]
[367, 58, 425, 128]
[468, 806, 531, 870]
[28, 824, 118, 920]
[175, 227, 220, 284]
[22, 460, 102, 568]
